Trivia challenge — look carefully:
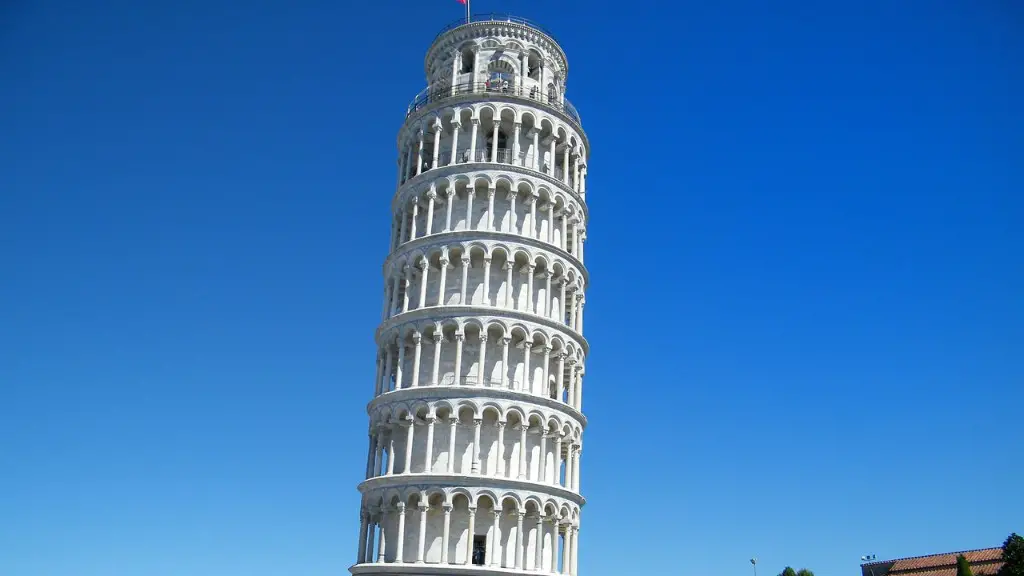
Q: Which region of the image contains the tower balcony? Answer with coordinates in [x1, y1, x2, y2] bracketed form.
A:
[407, 82, 581, 130]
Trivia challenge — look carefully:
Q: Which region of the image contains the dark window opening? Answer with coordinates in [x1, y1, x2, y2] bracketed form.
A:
[472, 536, 487, 566]
[460, 50, 474, 74]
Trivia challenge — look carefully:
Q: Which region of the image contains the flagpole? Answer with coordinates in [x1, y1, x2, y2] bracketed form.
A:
[466, 0, 470, 23]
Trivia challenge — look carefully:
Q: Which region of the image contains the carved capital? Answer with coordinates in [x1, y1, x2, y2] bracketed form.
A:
[411, 331, 422, 343]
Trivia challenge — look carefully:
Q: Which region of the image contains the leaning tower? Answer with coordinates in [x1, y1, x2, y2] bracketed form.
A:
[353, 14, 589, 576]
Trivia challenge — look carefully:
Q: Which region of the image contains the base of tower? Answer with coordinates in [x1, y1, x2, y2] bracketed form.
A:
[351, 562, 571, 576]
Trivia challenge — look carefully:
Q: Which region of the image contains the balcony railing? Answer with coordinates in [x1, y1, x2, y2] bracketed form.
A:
[433, 14, 559, 43]
[403, 148, 574, 187]
[407, 81, 581, 127]
[438, 374, 523, 390]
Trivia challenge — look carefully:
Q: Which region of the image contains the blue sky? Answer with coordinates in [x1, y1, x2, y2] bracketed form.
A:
[1, 0, 1021, 575]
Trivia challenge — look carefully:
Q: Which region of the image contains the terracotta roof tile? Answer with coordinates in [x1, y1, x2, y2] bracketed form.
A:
[888, 548, 1004, 572]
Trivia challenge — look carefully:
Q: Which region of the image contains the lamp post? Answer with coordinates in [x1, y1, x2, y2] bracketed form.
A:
[751, 557, 758, 576]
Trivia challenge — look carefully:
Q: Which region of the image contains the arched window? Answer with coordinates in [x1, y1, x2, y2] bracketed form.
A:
[460, 48, 474, 74]
[528, 53, 542, 81]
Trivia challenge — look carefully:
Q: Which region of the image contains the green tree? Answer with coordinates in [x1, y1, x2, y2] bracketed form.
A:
[778, 567, 814, 576]
[956, 555, 974, 576]
[998, 533, 1024, 576]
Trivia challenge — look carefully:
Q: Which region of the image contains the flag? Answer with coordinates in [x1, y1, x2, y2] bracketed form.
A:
[456, 0, 466, 4]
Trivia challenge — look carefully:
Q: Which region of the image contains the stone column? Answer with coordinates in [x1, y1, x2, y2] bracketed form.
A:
[482, 256, 492, 306]
[560, 523, 571, 574]
[424, 416, 435, 472]
[532, 129, 540, 170]
[547, 202, 555, 244]
[399, 209, 409, 245]
[357, 509, 369, 563]
[417, 501, 428, 563]
[431, 332, 443, 385]
[464, 507, 476, 565]
[416, 258, 429, 309]
[376, 509, 388, 562]
[449, 121, 461, 165]
[539, 431, 548, 482]
[382, 346, 394, 392]
[562, 145, 570, 185]
[465, 187, 475, 230]
[404, 140, 415, 181]
[553, 436, 563, 486]
[459, 256, 470, 304]
[526, 264, 536, 313]
[491, 510, 502, 567]
[564, 444, 573, 491]
[401, 265, 412, 312]
[568, 292, 577, 329]
[365, 432, 377, 478]
[528, 195, 538, 239]
[491, 120, 500, 162]
[566, 363, 577, 410]
[444, 186, 455, 231]
[577, 298, 585, 333]
[559, 280, 567, 323]
[471, 418, 482, 473]
[431, 123, 442, 169]
[572, 446, 581, 492]
[543, 271, 552, 317]
[522, 341, 533, 393]
[374, 353, 384, 396]
[496, 421, 506, 477]
[394, 343, 406, 390]
[416, 130, 425, 175]
[366, 513, 377, 564]
[506, 190, 517, 233]
[487, 186, 496, 231]
[500, 337, 511, 389]
[574, 368, 583, 410]
[395, 502, 406, 563]
[512, 121, 522, 165]
[541, 345, 552, 397]
[515, 512, 525, 569]
[469, 119, 479, 161]
[556, 352, 565, 402]
[504, 261, 514, 308]
[410, 331, 422, 388]
[571, 527, 580, 575]
[573, 155, 581, 193]
[425, 189, 436, 236]
[403, 417, 415, 473]
[437, 250, 450, 306]
[534, 514, 545, 570]
[373, 427, 384, 476]
[518, 424, 529, 479]
[560, 212, 568, 253]
[476, 333, 488, 386]
[441, 504, 452, 564]
[548, 138, 557, 177]
[447, 417, 458, 473]
[453, 332, 464, 385]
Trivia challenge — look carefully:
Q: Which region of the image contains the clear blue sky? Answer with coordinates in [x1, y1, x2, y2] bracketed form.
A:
[1, 1, 1021, 575]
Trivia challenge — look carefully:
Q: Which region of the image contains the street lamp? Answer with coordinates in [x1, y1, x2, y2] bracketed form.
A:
[751, 558, 758, 576]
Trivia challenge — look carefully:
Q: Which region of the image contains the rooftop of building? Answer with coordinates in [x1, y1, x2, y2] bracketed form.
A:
[863, 547, 1005, 576]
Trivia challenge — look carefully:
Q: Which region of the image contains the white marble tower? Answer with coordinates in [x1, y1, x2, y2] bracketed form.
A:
[353, 15, 589, 576]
